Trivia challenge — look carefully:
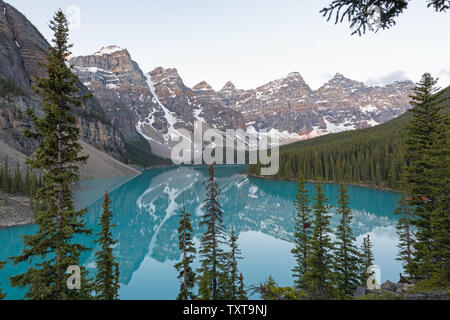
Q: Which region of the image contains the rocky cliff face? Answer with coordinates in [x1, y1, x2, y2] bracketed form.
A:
[0, 1, 136, 165]
[70, 47, 154, 144]
[71, 49, 245, 158]
[219, 72, 414, 141]
[148, 67, 245, 132]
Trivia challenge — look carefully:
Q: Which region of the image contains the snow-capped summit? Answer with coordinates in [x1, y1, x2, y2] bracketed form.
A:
[94, 45, 126, 56]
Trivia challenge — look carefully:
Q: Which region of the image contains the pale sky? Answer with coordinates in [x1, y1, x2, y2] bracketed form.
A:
[5, 0, 450, 90]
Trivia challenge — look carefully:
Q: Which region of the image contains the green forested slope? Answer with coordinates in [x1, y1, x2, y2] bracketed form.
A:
[248, 87, 449, 189]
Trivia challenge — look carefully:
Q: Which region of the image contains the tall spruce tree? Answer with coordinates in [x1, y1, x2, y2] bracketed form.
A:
[334, 183, 362, 296]
[227, 228, 245, 300]
[24, 166, 31, 196]
[361, 235, 374, 286]
[1, 155, 10, 204]
[428, 113, 449, 285]
[404, 73, 447, 281]
[94, 192, 120, 300]
[174, 201, 197, 300]
[394, 193, 415, 277]
[237, 273, 247, 300]
[291, 175, 312, 291]
[198, 164, 227, 300]
[9, 10, 93, 300]
[198, 272, 211, 300]
[302, 182, 336, 299]
[11, 163, 22, 195]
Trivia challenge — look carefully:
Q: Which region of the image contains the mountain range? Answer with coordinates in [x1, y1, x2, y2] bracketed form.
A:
[0, 0, 415, 174]
[70, 45, 414, 157]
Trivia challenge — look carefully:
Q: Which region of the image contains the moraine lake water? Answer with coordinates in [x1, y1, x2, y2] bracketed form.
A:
[0, 165, 402, 300]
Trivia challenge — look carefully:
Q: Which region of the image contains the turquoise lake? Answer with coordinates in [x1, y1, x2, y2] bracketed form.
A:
[0, 165, 402, 300]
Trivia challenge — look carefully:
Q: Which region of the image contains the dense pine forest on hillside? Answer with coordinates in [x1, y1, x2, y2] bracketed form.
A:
[248, 87, 450, 190]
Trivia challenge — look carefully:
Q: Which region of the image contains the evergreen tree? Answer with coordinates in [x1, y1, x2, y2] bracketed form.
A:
[30, 171, 38, 197]
[302, 182, 336, 299]
[291, 175, 312, 291]
[11, 163, 21, 195]
[198, 164, 227, 300]
[24, 165, 31, 196]
[9, 10, 92, 300]
[394, 193, 415, 277]
[428, 114, 449, 285]
[198, 272, 211, 300]
[404, 73, 447, 281]
[257, 276, 298, 300]
[174, 201, 197, 300]
[227, 228, 245, 300]
[94, 192, 120, 300]
[1, 155, 10, 195]
[237, 273, 248, 300]
[361, 235, 374, 286]
[334, 183, 362, 296]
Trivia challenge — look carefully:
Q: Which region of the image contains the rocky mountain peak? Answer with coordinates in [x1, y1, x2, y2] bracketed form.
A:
[71, 46, 146, 87]
[221, 81, 237, 92]
[71, 46, 135, 71]
[286, 72, 305, 82]
[319, 73, 365, 92]
[94, 45, 127, 56]
[149, 67, 181, 83]
[193, 81, 213, 91]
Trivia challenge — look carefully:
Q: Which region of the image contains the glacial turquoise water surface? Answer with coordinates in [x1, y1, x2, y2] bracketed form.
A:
[0, 165, 402, 300]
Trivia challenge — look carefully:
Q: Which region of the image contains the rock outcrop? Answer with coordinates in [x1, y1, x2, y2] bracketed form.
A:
[353, 279, 448, 300]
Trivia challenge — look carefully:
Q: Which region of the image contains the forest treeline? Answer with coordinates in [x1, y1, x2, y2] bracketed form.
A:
[248, 87, 450, 190]
[0, 156, 41, 199]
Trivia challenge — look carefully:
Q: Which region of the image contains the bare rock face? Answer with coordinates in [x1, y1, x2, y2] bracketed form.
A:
[0, 2, 129, 164]
[148, 67, 245, 132]
[0, 2, 47, 90]
[314, 73, 413, 130]
[71, 47, 155, 144]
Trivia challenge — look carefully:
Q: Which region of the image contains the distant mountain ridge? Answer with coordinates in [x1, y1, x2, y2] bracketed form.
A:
[71, 45, 414, 155]
[219, 72, 414, 141]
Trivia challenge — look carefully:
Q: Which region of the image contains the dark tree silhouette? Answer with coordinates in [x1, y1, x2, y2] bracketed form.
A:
[321, 0, 449, 35]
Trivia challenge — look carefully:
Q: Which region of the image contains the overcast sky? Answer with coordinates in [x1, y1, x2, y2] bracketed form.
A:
[6, 0, 450, 90]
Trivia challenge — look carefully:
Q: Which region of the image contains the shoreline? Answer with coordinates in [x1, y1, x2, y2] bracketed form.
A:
[247, 173, 402, 193]
[0, 193, 35, 229]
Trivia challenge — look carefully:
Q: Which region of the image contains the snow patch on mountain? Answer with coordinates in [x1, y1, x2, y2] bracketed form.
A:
[360, 104, 380, 114]
[95, 45, 125, 56]
[323, 118, 354, 134]
[140, 76, 177, 142]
